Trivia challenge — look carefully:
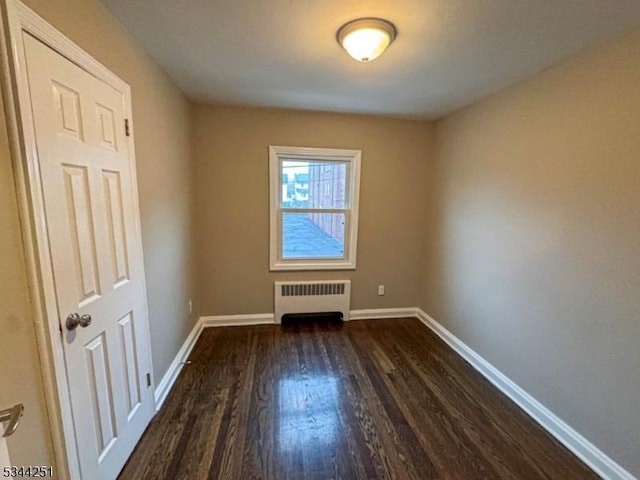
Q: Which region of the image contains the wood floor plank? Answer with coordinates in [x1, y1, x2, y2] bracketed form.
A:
[320, 333, 386, 480]
[119, 318, 599, 480]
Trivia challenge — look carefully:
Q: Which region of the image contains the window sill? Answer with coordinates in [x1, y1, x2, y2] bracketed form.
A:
[270, 261, 356, 271]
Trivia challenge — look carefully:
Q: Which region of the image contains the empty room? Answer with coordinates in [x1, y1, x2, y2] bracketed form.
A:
[0, 0, 638, 479]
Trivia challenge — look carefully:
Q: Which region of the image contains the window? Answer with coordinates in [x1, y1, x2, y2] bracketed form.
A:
[269, 145, 361, 271]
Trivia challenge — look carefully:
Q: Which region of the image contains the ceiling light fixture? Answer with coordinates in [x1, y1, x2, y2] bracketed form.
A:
[337, 18, 397, 63]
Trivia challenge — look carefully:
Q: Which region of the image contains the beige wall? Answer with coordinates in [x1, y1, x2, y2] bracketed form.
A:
[425, 27, 640, 476]
[193, 105, 433, 315]
[0, 0, 195, 467]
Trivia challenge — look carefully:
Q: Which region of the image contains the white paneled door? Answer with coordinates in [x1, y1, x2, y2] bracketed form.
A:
[23, 34, 154, 479]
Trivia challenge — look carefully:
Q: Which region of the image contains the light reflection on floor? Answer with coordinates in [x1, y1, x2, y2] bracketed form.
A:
[277, 375, 339, 452]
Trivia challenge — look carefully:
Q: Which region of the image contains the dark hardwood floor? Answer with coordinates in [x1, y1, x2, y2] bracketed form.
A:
[119, 318, 598, 480]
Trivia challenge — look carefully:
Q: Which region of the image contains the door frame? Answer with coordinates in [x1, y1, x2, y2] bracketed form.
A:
[0, 1, 156, 478]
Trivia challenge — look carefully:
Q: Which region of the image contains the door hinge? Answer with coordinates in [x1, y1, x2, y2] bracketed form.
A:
[146, 373, 151, 387]
[125, 118, 130, 137]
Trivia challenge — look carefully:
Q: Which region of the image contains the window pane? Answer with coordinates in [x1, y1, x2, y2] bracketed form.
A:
[282, 212, 345, 259]
[281, 160, 347, 209]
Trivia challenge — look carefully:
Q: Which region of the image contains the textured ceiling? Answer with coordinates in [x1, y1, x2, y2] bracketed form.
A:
[99, 0, 640, 118]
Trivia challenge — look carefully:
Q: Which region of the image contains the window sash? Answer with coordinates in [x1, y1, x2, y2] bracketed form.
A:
[279, 159, 352, 209]
[280, 207, 348, 215]
[278, 210, 350, 261]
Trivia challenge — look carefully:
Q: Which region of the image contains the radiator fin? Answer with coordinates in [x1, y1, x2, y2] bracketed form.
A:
[281, 282, 345, 297]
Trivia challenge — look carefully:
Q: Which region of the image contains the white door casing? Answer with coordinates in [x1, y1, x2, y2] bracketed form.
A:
[0, 436, 9, 469]
[0, 16, 155, 479]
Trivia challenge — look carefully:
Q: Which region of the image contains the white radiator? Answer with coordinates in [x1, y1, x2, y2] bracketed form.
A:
[274, 280, 351, 324]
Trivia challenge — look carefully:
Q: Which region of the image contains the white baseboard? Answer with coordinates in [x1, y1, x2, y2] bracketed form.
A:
[199, 309, 417, 325]
[154, 318, 204, 411]
[414, 309, 635, 480]
[200, 313, 275, 327]
[349, 307, 418, 321]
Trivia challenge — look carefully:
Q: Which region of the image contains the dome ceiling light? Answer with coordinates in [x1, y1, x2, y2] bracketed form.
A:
[336, 18, 397, 63]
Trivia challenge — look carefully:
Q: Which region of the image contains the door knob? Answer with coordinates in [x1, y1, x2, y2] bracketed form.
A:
[79, 314, 92, 327]
[66, 313, 92, 330]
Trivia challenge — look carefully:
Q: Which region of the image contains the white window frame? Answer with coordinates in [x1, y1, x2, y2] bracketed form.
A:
[269, 145, 361, 271]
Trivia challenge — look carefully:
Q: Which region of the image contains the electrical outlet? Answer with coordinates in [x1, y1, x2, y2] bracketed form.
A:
[378, 285, 385, 296]
[188, 300, 193, 315]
